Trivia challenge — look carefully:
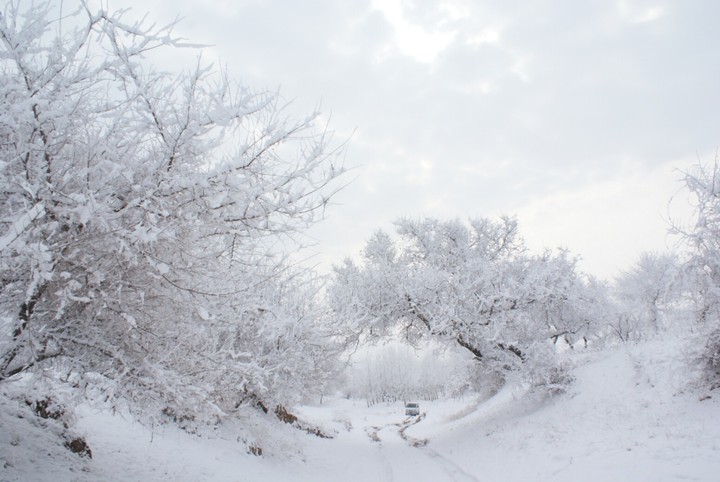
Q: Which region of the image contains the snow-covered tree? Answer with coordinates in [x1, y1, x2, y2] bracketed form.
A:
[675, 159, 720, 388]
[0, 1, 345, 422]
[329, 217, 609, 387]
[610, 252, 682, 341]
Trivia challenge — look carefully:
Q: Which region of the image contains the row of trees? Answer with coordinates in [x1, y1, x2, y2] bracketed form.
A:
[1, 1, 719, 432]
[329, 178, 720, 392]
[327, 169, 720, 392]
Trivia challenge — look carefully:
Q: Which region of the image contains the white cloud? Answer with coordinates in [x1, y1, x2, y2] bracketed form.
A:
[510, 56, 531, 83]
[405, 158, 434, 185]
[466, 28, 501, 46]
[371, 0, 456, 63]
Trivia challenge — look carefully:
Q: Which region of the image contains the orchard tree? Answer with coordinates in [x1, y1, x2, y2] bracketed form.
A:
[0, 1, 345, 421]
[329, 217, 609, 387]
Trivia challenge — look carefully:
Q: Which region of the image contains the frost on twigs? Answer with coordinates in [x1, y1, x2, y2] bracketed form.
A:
[0, 0, 345, 425]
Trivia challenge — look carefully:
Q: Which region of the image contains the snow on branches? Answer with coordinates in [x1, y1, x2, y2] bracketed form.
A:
[0, 1, 344, 422]
[329, 217, 610, 387]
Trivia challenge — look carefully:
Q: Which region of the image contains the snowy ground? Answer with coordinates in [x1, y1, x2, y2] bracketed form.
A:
[2, 340, 720, 481]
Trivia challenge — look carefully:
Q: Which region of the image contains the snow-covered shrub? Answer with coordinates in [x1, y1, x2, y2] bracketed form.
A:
[0, 1, 344, 423]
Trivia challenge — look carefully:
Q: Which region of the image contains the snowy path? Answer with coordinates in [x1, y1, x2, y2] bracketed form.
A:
[289, 402, 483, 482]
[378, 414, 478, 482]
[351, 413, 478, 482]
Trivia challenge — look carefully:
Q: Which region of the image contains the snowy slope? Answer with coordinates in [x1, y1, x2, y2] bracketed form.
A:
[2, 340, 719, 481]
[419, 342, 720, 481]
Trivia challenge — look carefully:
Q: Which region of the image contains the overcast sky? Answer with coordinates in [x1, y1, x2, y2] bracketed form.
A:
[112, 0, 719, 279]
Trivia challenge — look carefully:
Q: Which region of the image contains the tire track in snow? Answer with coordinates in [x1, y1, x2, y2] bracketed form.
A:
[366, 413, 479, 482]
[399, 413, 479, 482]
[374, 438, 396, 481]
[419, 446, 480, 482]
[361, 425, 395, 480]
[397, 413, 429, 447]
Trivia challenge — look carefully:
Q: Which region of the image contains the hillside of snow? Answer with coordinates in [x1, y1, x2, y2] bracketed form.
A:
[2, 340, 719, 481]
